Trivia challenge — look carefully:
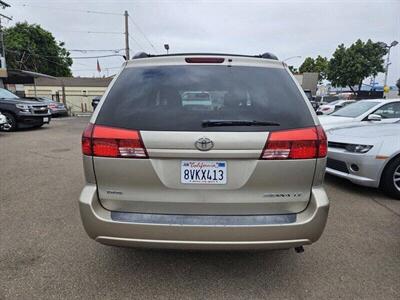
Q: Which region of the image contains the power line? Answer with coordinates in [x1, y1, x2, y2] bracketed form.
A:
[129, 36, 146, 52]
[72, 66, 122, 71]
[128, 15, 158, 53]
[6, 49, 69, 69]
[7, 47, 125, 60]
[16, 4, 123, 16]
[70, 54, 125, 59]
[58, 30, 124, 35]
[7, 47, 70, 59]
[9, 24, 123, 36]
[68, 48, 125, 53]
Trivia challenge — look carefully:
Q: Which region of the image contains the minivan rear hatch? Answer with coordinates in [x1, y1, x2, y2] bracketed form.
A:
[90, 58, 320, 215]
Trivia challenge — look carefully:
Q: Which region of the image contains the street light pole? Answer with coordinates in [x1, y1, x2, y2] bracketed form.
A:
[164, 44, 169, 54]
[283, 55, 302, 62]
[383, 47, 391, 90]
[382, 40, 398, 97]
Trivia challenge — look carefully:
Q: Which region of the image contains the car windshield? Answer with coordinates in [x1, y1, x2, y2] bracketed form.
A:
[96, 65, 314, 132]
[39, 97, 54, 102]
[0, 88, 19, 99]
[331, 101, 379, 118]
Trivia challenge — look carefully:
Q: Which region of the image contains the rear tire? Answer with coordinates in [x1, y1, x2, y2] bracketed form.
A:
[1, 112, 17, 131]
[380, 156, 400, 200]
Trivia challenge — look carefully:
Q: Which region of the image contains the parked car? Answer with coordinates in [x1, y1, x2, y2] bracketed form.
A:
[182, 91, 212, 109]
[79, 52, 329, 251]
[0, 88, 51, 131]
[0, 112, 10, 130]
[316, 100, 356, 115]
[91, 96, 101, 110]
[27, 97, 68, 117]
[304, 89, 313, 101]
[310, 95, 340, 111]
[319, 99, 400, 130]
[326, 122, 400, 199]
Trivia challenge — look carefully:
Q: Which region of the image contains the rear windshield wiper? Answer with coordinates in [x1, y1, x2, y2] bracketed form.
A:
[202, 120, 280, 127]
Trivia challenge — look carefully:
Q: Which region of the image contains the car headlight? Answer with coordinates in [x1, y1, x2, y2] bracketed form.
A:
[345, 144, 373, 153]
[16, 104, 32, 112]
[16, 104, 30, 109]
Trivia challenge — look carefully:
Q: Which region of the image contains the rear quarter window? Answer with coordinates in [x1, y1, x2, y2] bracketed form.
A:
[96, 65, 314, 131]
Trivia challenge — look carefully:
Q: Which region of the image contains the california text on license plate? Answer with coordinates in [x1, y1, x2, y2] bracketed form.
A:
[181, 161, 227, 184]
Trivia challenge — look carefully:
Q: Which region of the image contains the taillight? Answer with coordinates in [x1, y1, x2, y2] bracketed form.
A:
[82, 123, 94, 155]
[81, 124, 148, 158]
[316, 125, 327, 158]
[260, 126, 327, 160]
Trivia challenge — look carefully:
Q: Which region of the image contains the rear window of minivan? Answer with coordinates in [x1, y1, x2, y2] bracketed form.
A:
[96, 65, 314, 132]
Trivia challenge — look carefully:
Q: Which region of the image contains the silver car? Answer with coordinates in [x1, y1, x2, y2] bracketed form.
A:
[326, 122, 400, 199]
[79, 53, 329, 251]
[319, 98, 400, 130]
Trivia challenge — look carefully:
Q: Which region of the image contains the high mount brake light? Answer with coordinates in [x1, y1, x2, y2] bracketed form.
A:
[260, 126, 327, 160]
[185, 57, 225, 63]
[81, 124, 148, 158]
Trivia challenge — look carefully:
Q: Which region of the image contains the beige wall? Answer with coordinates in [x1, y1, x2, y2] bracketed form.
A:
[24, 85, 107, 113]
[294, 73, 319, 95]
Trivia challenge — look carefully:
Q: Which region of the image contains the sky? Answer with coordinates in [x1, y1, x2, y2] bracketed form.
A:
[4, 0, 400, 86]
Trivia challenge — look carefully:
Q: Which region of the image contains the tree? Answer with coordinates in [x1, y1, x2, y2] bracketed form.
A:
[4, 22, 72, 76]
[327, 39, 387, 94]
[314, 55, 329, 81]
[299, 57, 315, 73]
[299, 56, 328, 82]
[396, 78, 400, 95]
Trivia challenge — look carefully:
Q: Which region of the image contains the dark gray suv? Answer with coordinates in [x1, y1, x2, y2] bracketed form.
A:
[0, 88, 51, 131]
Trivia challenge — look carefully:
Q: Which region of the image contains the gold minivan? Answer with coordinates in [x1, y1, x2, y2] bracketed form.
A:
[79, 53, 329, 251]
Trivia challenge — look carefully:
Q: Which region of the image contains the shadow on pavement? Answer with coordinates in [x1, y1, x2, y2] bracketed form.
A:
[97, 246, 301, 295]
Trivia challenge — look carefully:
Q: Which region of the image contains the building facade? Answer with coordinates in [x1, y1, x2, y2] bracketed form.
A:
[23, 77, 113, 114]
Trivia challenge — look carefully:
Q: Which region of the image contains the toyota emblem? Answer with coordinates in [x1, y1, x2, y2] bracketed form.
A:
[195, 137, 214, 151]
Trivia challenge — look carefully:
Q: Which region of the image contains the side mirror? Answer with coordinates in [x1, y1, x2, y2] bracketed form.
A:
[367, 114, 382, 121]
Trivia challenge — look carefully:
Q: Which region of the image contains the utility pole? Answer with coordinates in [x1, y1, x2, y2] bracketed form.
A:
[0, 13, 12, 58]
[0, 1, 11, 83]
[124, 10, 130, 60]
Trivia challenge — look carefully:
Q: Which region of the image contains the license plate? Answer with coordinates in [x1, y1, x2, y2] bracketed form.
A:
[181, 161, 227, 184]
[43, 117, 49, 122]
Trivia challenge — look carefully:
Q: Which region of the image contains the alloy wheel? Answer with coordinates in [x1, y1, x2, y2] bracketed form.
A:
[394, 165, 400, 192]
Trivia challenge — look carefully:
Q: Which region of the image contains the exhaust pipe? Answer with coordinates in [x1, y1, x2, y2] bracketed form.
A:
[294, 246, 304, 253]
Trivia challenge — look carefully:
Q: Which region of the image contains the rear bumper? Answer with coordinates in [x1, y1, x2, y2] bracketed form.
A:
[50, 109, 68, 117]
[79, 185, 329, 250]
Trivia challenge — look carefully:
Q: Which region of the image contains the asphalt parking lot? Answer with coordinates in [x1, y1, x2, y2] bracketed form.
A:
[0, 117, 399, 299]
